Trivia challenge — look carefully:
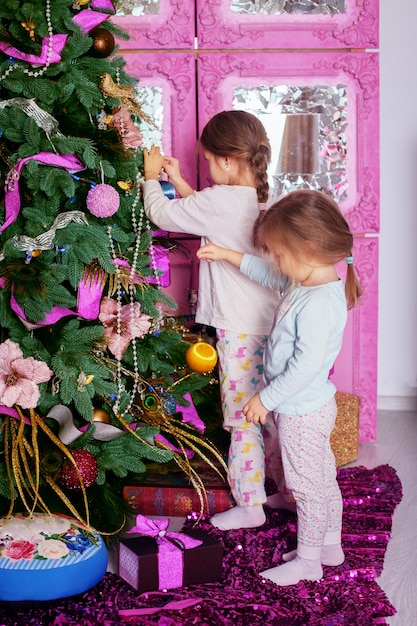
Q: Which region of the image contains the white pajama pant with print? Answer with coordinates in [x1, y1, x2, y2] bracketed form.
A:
[216, 329, 268, 507]
[276, 397, 343, 547]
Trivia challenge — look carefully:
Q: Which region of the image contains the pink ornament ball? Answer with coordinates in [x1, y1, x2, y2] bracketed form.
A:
[86, 183, 120, 217]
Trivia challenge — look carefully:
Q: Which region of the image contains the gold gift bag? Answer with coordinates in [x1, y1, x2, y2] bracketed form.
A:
[331, 392, 360, 467]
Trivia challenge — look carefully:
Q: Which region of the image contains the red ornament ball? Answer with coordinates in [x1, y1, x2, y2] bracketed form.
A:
[86, 183, 120, 218]
[59, 449, 99, 491]
[89, 27, 115, 58]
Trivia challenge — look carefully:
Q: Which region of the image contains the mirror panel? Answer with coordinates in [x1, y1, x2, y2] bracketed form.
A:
[232, 84, 347, 201]
[231, 0, 346, 15]
[197, 50, 379, 234]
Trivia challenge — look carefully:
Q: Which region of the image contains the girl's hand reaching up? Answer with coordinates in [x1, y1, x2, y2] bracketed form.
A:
[197, 243, 244, 269]
[161, 156, 181, 181]
[143, 146, 164, 180]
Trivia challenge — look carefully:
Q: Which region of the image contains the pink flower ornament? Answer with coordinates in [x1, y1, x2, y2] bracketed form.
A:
[0, 339, 53, 409]
[99, 297, 152, 360]
[108, 106, 143, 150]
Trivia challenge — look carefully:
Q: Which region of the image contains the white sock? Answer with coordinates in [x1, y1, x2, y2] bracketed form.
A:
[209, 504, 266, 530]
[282, 544, 345, 566]
[265, 492, 297, 513]
[261, 555, 323, 587]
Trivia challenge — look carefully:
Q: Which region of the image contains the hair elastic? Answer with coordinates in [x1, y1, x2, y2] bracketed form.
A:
[345, 256, 354, 265]
[258, 203, 267, 211]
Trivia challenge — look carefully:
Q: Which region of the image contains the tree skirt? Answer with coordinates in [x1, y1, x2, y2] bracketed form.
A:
[0, 465, 402, 625]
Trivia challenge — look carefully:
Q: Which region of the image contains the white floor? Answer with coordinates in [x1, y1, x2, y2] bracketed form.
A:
[346, 410, 417, 626]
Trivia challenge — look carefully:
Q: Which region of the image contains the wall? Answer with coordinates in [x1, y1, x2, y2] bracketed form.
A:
[378, 0, 417, 410]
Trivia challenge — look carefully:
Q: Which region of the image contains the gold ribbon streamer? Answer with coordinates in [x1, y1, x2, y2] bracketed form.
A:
[1, 407, 125, 536]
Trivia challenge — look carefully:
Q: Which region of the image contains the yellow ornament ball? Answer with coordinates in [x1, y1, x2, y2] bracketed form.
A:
[185, 340, 218, 373]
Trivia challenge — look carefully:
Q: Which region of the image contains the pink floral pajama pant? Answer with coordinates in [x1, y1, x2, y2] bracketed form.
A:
[216, 329, 268, 507]
[276, 397, 343, 547]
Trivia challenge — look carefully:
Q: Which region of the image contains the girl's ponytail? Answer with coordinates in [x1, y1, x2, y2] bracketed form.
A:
[345, 255, 362, 309]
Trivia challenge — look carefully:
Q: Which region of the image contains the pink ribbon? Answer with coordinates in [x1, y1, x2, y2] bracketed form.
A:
[0, 406, 30, 425]
[72, 0, 115, 33]
[90, 0, 115, 10]
[118, 597, 203, 618]
[154, 391, 205, 458]
[2, 152, 85, 234]
[73, 10, 111, 34]
[147, 245, 171, 287]
[128, 515, 202, 590]
[178, 392, 205, 433]
[8, 270, 104, 329]
[117, 251, 170, 288]
[0, 35, 68, 65]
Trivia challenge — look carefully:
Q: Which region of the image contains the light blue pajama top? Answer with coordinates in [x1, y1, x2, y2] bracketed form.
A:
[240, 254, 348, 416]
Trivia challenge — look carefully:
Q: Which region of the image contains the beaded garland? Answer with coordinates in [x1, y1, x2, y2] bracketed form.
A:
[104, 67, 166, 419]
[106, 170, 164, 419]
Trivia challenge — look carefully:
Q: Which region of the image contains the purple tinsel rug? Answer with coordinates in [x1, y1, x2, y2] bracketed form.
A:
[0, 464, 402, 626]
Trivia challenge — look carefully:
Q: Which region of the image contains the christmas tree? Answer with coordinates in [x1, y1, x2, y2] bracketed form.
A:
[0, 0, 223, 535]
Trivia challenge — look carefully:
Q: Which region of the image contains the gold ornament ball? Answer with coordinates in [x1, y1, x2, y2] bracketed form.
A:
[185, 340, 218, 373]
[92, 408, 111, 424]
[90, 27, 115, 58]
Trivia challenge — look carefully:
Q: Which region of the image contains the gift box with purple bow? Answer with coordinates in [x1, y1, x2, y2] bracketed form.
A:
[118, 515, 223, 592]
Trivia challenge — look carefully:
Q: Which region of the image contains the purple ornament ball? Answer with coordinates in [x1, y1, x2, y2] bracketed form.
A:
[86, 183, 120, 218]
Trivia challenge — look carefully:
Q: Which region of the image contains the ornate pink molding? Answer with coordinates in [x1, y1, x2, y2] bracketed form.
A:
[113, 0, 195, 50]
[196, 0, 379, 50]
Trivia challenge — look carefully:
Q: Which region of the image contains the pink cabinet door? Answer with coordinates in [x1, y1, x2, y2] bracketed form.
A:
[196, 0, 379, 50]
[123, 52, 197, 188]
[332, 237, 378, 443]
[197, 50, 379, 441]
[197, 50, 379, 235]
[122, 52, 199, 318]
[113, 0, 196, 50]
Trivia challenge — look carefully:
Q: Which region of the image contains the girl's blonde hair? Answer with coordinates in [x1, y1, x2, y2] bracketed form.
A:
[199, 110, 271, 204]
[253, 189, 362, 309]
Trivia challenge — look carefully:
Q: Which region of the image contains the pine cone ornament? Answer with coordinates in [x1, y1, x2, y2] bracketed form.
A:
[59, 449, 99, 490]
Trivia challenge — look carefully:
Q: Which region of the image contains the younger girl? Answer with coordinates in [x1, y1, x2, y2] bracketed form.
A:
[142, 110, 281, 531]
[197, 189, 362, 586]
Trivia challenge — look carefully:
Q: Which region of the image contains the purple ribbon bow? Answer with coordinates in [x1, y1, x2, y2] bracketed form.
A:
[2, 152, 85, 234]
[0, 34, 68, 66]
[128, 515, 202, 590]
